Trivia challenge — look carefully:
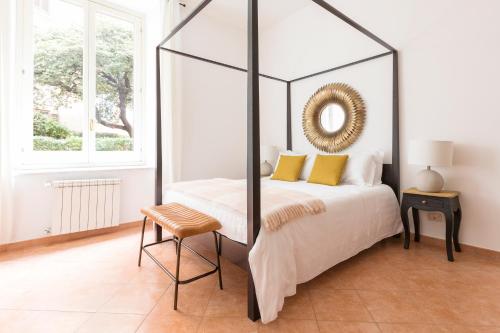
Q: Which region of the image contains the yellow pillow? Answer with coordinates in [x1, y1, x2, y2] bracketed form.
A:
[307, 154, 349, 186]
[271, 155, 306, 182]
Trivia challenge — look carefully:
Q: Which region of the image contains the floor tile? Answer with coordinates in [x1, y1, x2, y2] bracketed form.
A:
[317, 321, 381, 333]
[204, 287, 247, 317]
[98, 283, 168, 314]
[149, 283, 213, 317]
[137, 311, 202, 333]
[3, 226, 500, 332]
[198, 317, 258, 333]
[305, 264, 357, 291]
[310, 289, 373, 322]
[376, 323, 493, 333]
[0, 309, 90, 333]
[357, 290, 430, 324]
[278, 286, 316, 320]
[18, 282, 122, 312]
[77, 313, 144, 333]
[259, 318, 320, 332]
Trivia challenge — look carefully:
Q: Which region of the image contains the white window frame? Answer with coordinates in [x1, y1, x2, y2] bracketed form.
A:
[17, 0, 145, 169]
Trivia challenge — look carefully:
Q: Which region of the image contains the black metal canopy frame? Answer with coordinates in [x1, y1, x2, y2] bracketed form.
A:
[155, 0, 399, 321]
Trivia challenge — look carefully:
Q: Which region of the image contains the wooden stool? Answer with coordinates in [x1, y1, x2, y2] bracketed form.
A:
[138, 203, 223, 309]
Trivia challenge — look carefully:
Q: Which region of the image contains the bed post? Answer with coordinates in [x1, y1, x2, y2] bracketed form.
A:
[392, 50, 400, 201]
[155, 46, 163, 242]
[247, 0, 261, 322]
[286, 82, 292, 150]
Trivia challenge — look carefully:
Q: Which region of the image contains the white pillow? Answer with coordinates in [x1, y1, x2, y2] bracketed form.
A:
[300, 155, 315, 180]
[372, 150, 384, 185]
[341, 151, 383, 186]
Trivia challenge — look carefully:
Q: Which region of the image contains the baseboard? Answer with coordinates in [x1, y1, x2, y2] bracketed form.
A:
[3, 225, 499, 260]
[0, 221, 142, 253]
[413, 233, 500, 259]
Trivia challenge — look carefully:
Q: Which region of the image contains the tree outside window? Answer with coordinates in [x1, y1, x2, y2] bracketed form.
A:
[32, 0, 136, 153]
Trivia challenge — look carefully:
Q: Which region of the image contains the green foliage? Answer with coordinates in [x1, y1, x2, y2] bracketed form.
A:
[33, 113, 72, 139]
[96, 132, 121, 138]
[94, 21, 134, 137]
[33, 136, 82, 151]
[96, 21, 133, 104]
[34, 27, 84, 109]
[96, 137, 133, 151]
[33, 135, 132, 151]
[34, 20, 134, 137]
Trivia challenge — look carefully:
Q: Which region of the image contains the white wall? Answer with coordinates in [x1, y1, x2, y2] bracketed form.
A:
[176, 0, 500, 254]
[259, 2, 394, 161]
[390, 0, 500, 251]
[173, 14, 247, 181]
[258, 2, 394, 164]
[12, 168, 154, 242]
[9, 2, 162, 243]
[282, 0, 500, 251]
[172, 12, 288, 181]
[289, 57, 393, 163]
[170, 0, 500, 252]
[259, 3, 386, 80]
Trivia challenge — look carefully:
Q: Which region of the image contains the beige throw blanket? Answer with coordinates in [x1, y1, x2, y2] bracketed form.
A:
[167, 179, 326, 232]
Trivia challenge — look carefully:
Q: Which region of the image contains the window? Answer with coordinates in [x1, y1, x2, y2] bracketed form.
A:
[20, 0, 143, 167]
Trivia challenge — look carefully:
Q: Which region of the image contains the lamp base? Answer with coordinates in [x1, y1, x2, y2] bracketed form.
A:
[260, 161, 273, 177]
[416, 167, 444, 192]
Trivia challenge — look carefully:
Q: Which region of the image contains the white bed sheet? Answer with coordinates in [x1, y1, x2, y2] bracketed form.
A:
[164, 178, 402, 323]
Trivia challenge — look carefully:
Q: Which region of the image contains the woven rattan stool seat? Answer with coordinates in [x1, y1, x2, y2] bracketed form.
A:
[140, 203, 221, 239]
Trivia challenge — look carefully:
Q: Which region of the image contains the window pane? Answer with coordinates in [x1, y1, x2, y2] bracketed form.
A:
[32, 0, 84, 151]
[95, 13, 134, 152]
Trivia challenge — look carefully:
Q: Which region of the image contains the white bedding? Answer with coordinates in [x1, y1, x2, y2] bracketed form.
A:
[164, 178, 402, 323]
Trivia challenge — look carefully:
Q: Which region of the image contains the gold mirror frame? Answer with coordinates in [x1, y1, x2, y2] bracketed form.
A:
[302, 83, 365, 152]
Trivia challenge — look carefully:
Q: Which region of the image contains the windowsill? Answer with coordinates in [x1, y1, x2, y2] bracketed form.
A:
[14, 163, 155, 176]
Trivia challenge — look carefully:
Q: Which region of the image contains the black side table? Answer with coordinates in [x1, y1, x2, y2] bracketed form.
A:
[401, 188, 462, 262]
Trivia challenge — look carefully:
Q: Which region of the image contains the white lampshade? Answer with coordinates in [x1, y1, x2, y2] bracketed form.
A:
[408, 140, 453, 167]
[260, 145, 277, 162]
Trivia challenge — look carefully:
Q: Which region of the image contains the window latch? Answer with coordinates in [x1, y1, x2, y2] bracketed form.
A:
[89, 119, 95, 131]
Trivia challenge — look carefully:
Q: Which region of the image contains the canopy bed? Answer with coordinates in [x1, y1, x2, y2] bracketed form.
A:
[153, 0, 400, 323]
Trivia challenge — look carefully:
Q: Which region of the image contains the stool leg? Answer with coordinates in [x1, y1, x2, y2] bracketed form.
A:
[174, 238, 183, 310]
[138, 216, 147, 267]
[213, 232, 223, 290]
[218, 233, 222, 256]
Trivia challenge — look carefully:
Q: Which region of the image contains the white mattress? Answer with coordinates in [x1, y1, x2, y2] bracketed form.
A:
[164, 178, 402, 323]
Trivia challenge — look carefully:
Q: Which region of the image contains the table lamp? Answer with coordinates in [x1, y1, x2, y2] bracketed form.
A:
[408, 140, 453, 192]
[260, 145, 277, 176]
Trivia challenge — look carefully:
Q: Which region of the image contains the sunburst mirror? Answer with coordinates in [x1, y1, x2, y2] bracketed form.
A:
[302, 83, 365, 152]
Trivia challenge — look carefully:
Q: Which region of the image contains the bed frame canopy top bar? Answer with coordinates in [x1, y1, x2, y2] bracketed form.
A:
[155, 0, 399, 321]
[159, 47, 288, 83]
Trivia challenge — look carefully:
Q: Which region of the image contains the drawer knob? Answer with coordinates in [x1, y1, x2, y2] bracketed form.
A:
[421, 200, 427, 204]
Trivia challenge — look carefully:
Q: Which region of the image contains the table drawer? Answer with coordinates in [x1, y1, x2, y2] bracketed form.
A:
[411, 197, 444, 209]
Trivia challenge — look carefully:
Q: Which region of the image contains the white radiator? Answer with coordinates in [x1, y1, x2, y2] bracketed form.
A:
[49, 179, 121, 235]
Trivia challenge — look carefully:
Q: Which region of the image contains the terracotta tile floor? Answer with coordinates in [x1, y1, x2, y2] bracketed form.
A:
[1, 226, 500, 333]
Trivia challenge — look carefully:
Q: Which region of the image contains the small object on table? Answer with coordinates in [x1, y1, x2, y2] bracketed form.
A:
[260, 145, 277, 176]
[260, 160, 273, 176]
[400, 188, 461, 262]
[408, 140, 453, 192]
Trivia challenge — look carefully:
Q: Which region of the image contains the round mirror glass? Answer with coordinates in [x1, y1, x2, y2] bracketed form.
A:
[320, 103, 346, 133]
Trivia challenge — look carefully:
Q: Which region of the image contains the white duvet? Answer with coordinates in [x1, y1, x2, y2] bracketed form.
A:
[164, 178, 402, 323]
